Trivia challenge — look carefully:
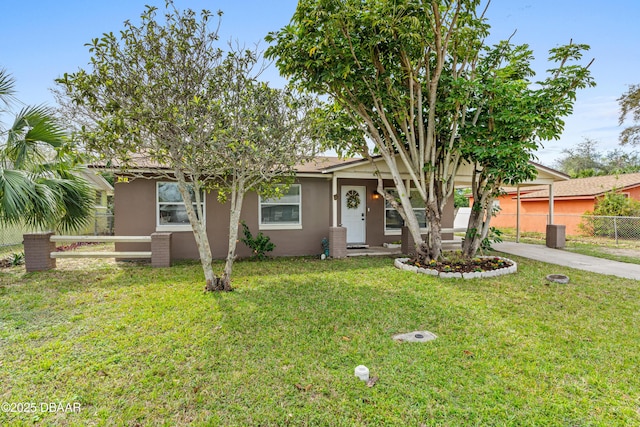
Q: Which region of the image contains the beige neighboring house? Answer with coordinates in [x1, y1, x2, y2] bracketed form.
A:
[105, 156, 566, 260]
[79, 169, 114, 235]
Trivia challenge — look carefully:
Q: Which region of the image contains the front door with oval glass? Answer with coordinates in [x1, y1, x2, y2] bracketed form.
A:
[341, 185, 366, 244]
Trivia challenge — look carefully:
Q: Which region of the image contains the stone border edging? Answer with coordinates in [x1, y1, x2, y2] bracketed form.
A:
[394, 256, 517, 279]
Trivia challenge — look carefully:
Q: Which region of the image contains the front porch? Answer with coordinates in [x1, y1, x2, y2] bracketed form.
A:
[332, 226, 465, 258]
[345, 246, 401, 257]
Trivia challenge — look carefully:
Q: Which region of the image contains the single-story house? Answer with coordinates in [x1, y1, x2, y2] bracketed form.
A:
[490, 172, 640, 235]
[109, 157, 567, 260]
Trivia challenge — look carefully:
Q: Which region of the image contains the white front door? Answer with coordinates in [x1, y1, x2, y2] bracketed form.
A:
[341, 185, 366, 244]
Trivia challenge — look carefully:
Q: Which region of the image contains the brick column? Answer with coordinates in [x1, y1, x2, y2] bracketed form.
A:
[24, 232, 56, 272]
[546, 224, 566, 249]
[151, 232, 172, 267]
[329, 227, 347, 259]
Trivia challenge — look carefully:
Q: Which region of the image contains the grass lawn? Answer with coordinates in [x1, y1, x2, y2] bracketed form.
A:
[1, 255, 639, 426]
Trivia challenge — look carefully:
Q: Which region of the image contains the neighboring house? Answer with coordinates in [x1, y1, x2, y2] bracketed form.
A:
[491, 172, 640, 235]
[79, 169, 114, 235]
[0, 169, 114, 246]
[108, 156, 566, 260]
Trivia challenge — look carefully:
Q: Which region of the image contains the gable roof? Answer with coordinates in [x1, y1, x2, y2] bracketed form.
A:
[518, 172, 640, 200]
[80, 169, 114, 194]
[317, 155, 568, 186]
[295, 156, 361, 173]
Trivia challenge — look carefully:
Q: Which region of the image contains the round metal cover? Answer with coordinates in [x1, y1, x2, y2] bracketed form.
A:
[393, 330, 437, 343]
[546, 274, 569, 284]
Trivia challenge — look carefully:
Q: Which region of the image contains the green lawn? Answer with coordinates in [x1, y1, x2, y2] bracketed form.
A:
[1, 255, 639, 426]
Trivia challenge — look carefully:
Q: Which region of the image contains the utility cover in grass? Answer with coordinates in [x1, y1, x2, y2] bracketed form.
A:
[393, 331, 437, 342]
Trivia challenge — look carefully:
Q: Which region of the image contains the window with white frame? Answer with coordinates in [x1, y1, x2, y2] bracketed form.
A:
[259, 184, 301, 229]
[384, 188, 427, 234]
[156, 182, 204, 231]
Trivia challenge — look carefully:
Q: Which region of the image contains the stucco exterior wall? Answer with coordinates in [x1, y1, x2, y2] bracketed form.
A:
[114, 176, 458, 259]
[114, 177, 335, 259]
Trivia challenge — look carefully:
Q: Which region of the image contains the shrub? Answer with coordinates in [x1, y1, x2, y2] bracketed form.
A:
[240, 221, 275, 260]
[579, 189, 640, 239]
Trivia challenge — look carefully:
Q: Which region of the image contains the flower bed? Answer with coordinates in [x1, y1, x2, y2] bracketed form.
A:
[394, 256, 517, 279]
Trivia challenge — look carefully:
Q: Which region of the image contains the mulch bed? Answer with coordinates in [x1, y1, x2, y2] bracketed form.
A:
[408, 256, 513, 274]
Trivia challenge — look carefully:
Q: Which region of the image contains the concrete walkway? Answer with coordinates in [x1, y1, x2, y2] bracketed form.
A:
[493, 242, 640, 280]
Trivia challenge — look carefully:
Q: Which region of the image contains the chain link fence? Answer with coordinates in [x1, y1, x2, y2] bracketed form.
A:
[576, 215, 640, 243]
[0, 213, 114, 248]
[491, 213, 640, 245]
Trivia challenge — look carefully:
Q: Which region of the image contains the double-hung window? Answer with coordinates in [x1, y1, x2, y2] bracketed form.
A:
[384, 188, 427, 234]
[259, 184, 302, 230]
[156, 182, 205, 231]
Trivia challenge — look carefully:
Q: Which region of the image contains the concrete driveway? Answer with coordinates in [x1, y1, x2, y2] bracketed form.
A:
[493, 242, 640, 280]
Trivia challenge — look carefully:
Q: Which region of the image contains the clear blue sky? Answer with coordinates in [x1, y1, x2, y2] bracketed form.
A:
[1, 0, 638, 166]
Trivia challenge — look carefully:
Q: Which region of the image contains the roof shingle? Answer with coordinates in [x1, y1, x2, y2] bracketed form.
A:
[517, 173, 640, 199]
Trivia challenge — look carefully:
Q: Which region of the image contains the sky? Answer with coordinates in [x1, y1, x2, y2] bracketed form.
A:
[1, 0, 638, 167]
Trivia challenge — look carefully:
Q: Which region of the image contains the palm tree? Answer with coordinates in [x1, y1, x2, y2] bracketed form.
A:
[0, 68, 94, 232]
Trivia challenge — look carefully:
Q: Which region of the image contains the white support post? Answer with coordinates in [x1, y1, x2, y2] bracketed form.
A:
[516, 186, 521, 243]
[549, 183, 555, 225]
[332, 174, 338, 227]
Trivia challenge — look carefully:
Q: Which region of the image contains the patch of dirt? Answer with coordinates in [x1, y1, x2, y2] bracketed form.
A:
[408, 256, 513, 274]
[54, 241, 101, 252]
[594, 247, 640, 258]
[0, 257, 19, 268]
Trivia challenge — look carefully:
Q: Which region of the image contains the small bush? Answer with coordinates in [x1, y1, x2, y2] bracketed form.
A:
[0, 252, 24, 268]
[579, 189, 640, 239]
[240, 221, 275, 260]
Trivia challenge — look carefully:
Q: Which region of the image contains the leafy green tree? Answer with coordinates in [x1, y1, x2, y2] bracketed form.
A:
[554, 138, 605, 177]
[58, 2, 317, 291]
[580, 189, 640, 238]
[0, 69, 94, 232]
[267, 0, 490, 261]
[267, 0, 593, 261]
[554, 138, 640, 177]
[454, 188, 470, 208]
[619, 84, 640, 146]
[592, 190, 640, 217]
[459, 40, 594, 257]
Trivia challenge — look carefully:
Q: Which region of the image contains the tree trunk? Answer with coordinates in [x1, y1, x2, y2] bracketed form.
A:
[173, 172, 221, 291]
[462, 202, 484, 258]
[424, 200, 442, 261]
[220, 189, 244, 291]
[461, 197, 495, 259]
[373, 153, 430, 258]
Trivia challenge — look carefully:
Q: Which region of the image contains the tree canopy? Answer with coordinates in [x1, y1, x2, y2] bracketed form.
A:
[619, 84, 640, 146]
[267, 0, 594, 261]
[554, 138, 640, 178]
[58, 2, 318, 290]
